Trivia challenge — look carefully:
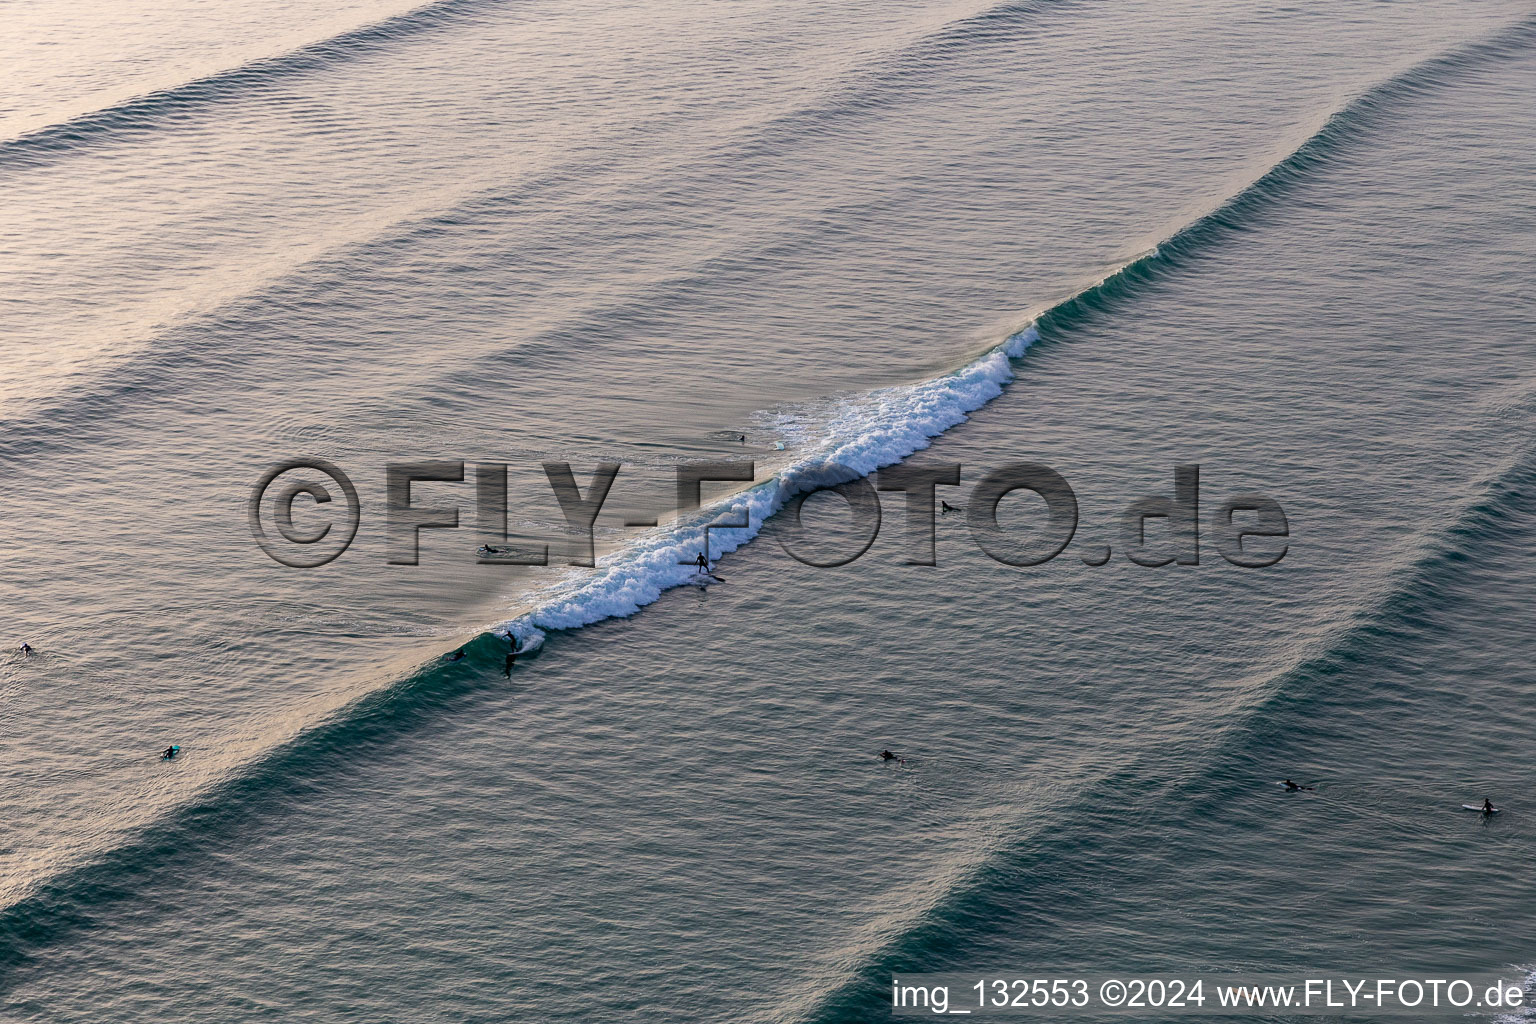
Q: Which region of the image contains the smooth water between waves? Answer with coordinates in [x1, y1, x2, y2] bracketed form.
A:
[2, 0, 1536, 1020]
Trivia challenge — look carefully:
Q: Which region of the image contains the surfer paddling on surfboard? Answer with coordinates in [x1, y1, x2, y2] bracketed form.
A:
[1282, 779, 1314, 791]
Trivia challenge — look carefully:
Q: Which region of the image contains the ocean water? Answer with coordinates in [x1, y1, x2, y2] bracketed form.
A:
[2, 0, 1536, 1020]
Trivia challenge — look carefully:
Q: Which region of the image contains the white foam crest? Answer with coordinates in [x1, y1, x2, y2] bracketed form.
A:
[495, 325, 1040, 649]
[1493, 968, 1536, 1023]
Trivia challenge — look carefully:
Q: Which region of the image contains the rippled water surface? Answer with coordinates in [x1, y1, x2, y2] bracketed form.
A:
[2, 1, 1535, 1020]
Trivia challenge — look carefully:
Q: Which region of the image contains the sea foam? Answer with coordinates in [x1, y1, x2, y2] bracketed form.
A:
[496, 325, 1040, 650]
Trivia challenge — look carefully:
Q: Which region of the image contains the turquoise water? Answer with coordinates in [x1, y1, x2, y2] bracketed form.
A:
[2, 1, 1536, 1020]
